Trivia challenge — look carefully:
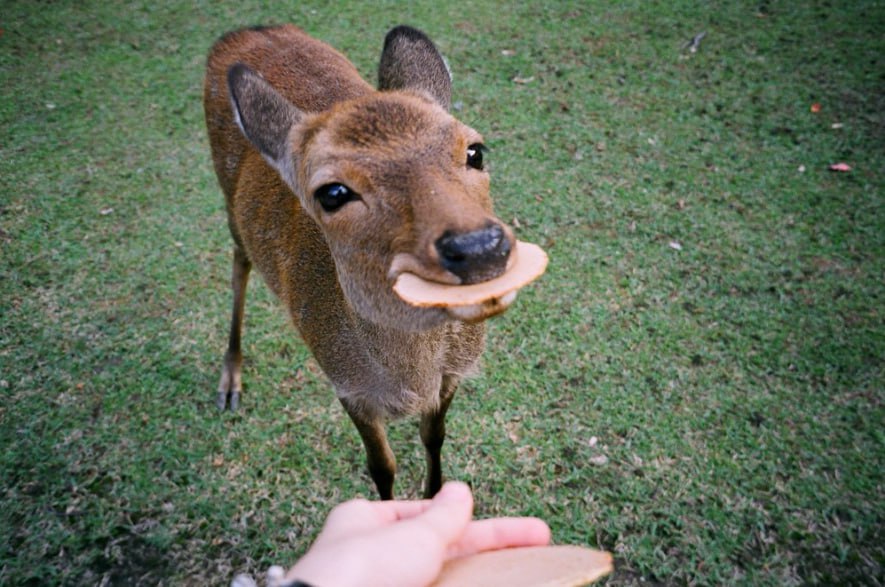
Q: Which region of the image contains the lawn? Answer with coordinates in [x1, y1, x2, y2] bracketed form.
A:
[1, 1, 882, 585]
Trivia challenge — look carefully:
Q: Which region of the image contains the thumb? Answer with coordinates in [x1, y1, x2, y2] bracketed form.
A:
[411, 481, 474, 544]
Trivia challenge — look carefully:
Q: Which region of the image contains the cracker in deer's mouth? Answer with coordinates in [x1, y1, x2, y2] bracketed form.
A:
[393, 241, 548, 309]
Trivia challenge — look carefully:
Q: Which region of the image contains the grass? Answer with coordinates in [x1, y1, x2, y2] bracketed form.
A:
[1, 0, 883, 585]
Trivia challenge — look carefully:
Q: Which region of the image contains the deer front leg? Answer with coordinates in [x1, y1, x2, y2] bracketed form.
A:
[217, 246, 251, 411]
[342, 401, 396, 500]
[420, 375, 459, 498]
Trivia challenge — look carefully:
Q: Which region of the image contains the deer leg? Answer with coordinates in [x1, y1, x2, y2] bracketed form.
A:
[217, 246, 251, 411]
[420, 375, 459, 498]
[343, 402, 396, 500]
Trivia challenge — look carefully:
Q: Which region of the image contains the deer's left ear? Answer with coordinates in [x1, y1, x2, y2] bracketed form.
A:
[378, 25, 452, 110]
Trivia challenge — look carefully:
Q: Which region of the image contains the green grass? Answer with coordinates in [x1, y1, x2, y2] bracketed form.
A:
[1, 1, 882, 585]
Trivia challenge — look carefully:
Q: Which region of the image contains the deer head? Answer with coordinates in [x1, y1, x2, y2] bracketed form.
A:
[226, 27, 516, 331]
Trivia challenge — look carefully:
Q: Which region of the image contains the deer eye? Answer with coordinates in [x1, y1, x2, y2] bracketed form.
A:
[466, 143, 487, 170]
[315, 183, 357, 212]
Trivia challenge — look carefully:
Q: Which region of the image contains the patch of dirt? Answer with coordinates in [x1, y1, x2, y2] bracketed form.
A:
[83, 533, 173, 587]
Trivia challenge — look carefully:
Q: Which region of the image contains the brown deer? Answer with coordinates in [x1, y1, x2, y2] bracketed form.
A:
[203, 24, 522, 499]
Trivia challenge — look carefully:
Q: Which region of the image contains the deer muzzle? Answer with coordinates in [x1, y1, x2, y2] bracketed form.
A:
[435, 224, 511, 285]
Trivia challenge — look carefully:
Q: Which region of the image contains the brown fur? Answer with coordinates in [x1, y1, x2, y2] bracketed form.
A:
[203, 24, 515, 499]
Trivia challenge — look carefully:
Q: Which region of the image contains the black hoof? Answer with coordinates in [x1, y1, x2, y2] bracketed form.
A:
[216, 390, 241, 411]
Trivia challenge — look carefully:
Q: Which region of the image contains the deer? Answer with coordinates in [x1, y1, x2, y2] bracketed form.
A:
[203, 24, 526, 500]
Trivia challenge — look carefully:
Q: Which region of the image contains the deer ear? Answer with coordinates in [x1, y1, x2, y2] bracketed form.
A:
[227, 63, 302, 186]
[378, 25, 452, 110]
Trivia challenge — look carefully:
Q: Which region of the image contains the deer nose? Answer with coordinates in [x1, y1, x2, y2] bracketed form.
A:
[435, 224, 511, 284]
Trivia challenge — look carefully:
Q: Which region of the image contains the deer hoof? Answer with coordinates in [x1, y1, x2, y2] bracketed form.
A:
[216, 389, 241, 411]
[217, 363, 243, 411]
[216, 390, 229, 411]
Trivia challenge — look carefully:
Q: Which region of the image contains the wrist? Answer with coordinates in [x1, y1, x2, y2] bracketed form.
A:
[268, 564, 319, 587]
[280, 549, 368, 587]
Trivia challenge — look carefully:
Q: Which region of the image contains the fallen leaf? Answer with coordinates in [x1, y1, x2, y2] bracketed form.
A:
[828, 162, 852, 172]
[810, 102, 822, 113]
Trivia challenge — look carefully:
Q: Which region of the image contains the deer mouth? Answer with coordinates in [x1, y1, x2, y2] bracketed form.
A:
[391, 240, 548, 321]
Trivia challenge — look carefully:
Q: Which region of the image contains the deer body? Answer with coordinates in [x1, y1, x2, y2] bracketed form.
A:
[203, 24, 515, 499]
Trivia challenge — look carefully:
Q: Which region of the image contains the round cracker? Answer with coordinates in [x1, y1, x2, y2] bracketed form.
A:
[431, 545, 613, 587]
[393, 241, 548, 308]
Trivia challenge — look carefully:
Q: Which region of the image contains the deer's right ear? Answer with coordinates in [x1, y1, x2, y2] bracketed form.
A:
[227, 63, 302, 187]
[378, 26, 452, 110]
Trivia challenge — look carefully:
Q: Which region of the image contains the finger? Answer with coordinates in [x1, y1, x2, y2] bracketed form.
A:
[446, 517, 552, 559]
[406, 481, 474, 544]
[290, 484, 476, 587]
[314, 497, 434, 544]
[354, 482, 473, 583]
[369, 498, 434, 523]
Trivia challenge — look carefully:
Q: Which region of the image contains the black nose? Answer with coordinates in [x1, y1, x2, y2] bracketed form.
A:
[435, 224, 511, 284]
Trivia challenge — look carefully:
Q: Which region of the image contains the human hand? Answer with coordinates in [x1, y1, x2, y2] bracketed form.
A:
[271, 481, 551, 587]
